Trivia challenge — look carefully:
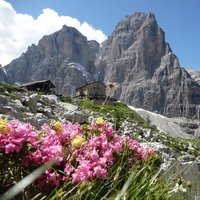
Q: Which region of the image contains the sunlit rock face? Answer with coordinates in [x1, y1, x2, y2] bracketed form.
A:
[100, 12, 200, 117]
[186, 68, 200, 85]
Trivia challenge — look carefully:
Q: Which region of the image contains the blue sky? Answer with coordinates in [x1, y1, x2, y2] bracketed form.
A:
[2, 0, 200, 69]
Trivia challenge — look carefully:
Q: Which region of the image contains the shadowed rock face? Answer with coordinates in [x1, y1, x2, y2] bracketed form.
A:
[0, 67, 6, 82]
[4, 25, 99, 96]
[186, 68, 200, 85]
[100, 12, 200, 117]
[2, 12, 200, 117]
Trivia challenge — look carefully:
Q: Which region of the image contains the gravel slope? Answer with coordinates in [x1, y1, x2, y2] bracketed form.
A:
[128, 105, 196, 139]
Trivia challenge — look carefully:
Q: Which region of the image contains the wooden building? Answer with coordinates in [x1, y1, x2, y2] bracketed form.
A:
[20, 80, 55, 93]
[75, 81, 106, 100]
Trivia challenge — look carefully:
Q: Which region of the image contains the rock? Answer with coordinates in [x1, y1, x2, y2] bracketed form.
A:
[4, 25, 98, 97]
[53, 101, 88, 123]
[194, 128, 200, 138]
[178, 153, 196, 163]
[0, 95, 8, 107]
[165, 160, 200, 200]
[64, 110, 88, 124]
[142, 142, 177, 171]
[0, 86, 90, 125]
[143, 129, 153, 139]
[41, 94, 59, 105]
[0, 106, 23, 120]
[186, 67, 200, 85]
[142, 142, 200, 200]
[24, 112, 49, 127]
[100, 12, 200, 118]
[0, 67, 6, 82]
[88, 40, 101, 69]
[12, 99, 26, 111]
[0, 114, 16, 121]
[23, 94, 38, 113]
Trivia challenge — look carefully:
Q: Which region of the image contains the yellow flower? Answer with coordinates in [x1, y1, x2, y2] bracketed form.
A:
[96, 117, 105, 126]
[0, 118, 8, 134]
[72, 135, 85, 148]
[50, 119, 62, 134]
[107, 82, 117, 88]
[186, 181, 192, 188]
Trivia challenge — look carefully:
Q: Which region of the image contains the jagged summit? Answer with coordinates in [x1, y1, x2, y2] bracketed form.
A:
[100, 12, 200, 117]
[4, 25, 99, 96]
[1, 12, 200, 117]
[115, 12, 157, 32]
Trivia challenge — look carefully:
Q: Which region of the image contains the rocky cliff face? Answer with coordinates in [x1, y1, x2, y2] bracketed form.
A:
[2, 12, 200, 117]
[4, 25, 99, 96]
[0, 66, 6, 82]
[186, 68, 200, 85]
[100, 12, 200, 117]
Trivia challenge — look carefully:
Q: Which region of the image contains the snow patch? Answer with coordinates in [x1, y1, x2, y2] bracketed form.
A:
[68, 62, 90, 77]
[128, 105, 194, 139]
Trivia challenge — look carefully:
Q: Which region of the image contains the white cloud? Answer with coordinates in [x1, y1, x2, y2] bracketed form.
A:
[0, 0, 107, 66]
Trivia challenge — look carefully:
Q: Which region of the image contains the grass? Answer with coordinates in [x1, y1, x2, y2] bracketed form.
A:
[1, 151, 198, 200]
[0, 83, 25, 93]
[79, 99, 200, 158]
[58, 95, 73, 103]
[58, 161, 168, 200]
[80, 99, 150, 130]
[1, 149, 171, 200]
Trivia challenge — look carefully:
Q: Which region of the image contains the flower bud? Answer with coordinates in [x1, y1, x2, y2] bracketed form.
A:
[50, 119, 62, 134]
[96, 117, 105, 126]
[0, 118, 8, 134]
[186, 181, 192, 188]
[72, 135, 85, 148]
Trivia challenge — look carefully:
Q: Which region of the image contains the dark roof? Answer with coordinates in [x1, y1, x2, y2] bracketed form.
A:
[75, 81, 106, 91]
[20, 80, 55, 88]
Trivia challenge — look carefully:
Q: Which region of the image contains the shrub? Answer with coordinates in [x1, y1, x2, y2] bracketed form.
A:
[0, 117, 160, 199]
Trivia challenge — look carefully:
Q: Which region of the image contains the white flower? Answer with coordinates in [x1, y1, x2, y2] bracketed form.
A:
[168, 183, 187, 194]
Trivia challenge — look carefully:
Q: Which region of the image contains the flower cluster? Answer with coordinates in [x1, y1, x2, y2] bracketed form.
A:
[0, 117, 154, 187]
[0, 120, 38, 154]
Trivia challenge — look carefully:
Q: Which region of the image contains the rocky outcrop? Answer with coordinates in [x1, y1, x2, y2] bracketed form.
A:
[0, 87, 88, 127]
[142, 142, 200, 200]
[4, 25, 99, 96]
[100, 12, 200, 117]
[186, 68, 200, 85]
[0, 67, 6, 82]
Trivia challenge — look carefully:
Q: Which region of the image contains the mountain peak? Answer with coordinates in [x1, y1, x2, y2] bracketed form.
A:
[115, 12, 157, 33]
[100, 12, 200, 117]
[3, 23, 98, 95]
[2, 12, 200, 118]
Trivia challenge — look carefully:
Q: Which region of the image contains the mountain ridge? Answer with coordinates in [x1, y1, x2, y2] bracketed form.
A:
[1, 12, 200, 118]
[99, 12, 200, 117]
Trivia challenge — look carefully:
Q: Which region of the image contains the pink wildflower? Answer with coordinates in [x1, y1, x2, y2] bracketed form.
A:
[37, 169, 61, 188]
[0, 117, 154, 188]
[93, 166, 108, 178]
[0, 120, 38, 154]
